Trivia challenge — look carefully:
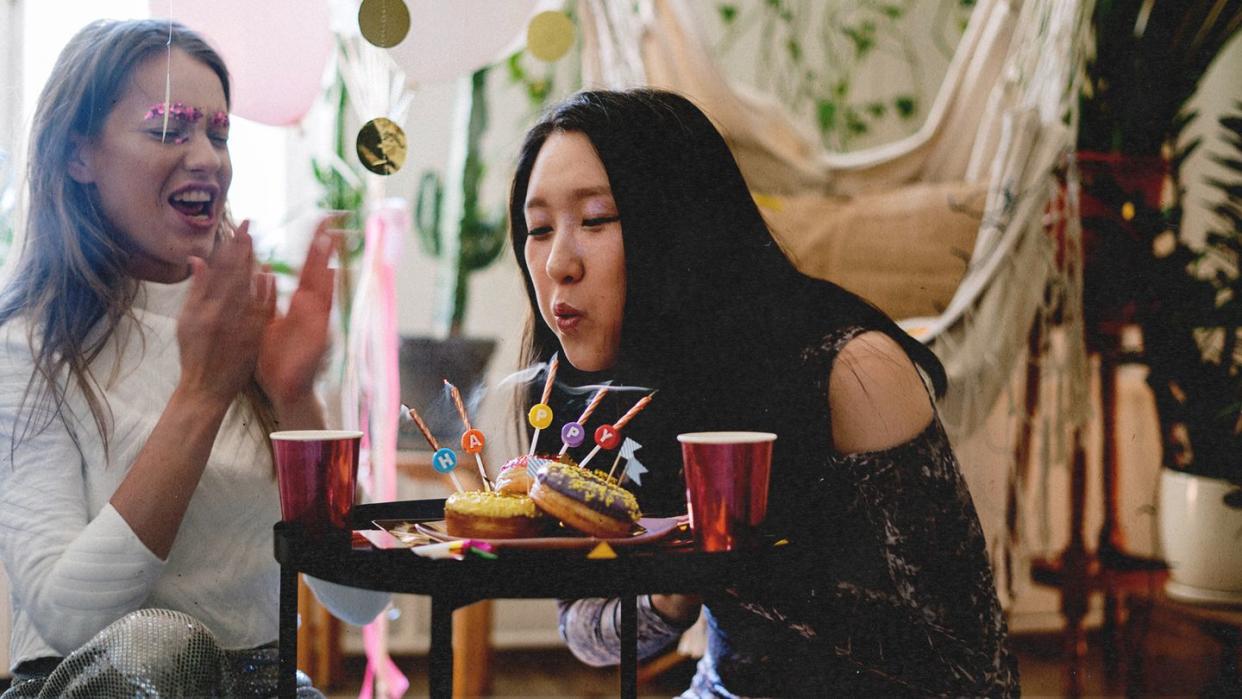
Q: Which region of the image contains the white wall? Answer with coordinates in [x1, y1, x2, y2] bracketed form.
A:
[0, 0, 18, 677]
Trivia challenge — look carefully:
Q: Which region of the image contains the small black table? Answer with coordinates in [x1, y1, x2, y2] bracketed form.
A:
[274, 499, 789, 698]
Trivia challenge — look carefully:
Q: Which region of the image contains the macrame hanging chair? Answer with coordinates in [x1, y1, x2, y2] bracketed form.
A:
[576, 0, 1096, 612]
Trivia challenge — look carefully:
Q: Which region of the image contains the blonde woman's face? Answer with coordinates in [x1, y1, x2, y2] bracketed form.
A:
[69, 49, 232, 283]
[523, 131, 626, 372]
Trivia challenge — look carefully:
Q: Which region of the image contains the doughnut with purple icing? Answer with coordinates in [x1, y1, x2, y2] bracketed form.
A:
[529, 461, 641, 538]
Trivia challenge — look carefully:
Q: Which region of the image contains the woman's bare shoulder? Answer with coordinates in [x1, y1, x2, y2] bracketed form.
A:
[827, 330, 934, 455]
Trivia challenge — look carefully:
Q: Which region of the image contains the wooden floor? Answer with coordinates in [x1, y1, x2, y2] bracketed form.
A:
[324, 626, 1232, 698]
[0, 626, 1223, 697]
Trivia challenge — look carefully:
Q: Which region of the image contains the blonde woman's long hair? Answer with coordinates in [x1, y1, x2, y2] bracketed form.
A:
[0, 19, 275, 461]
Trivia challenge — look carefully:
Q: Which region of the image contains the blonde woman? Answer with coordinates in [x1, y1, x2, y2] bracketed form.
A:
[0, 20, 384, 698]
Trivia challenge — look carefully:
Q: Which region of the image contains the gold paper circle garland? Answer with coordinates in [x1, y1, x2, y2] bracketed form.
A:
[527, 10, 575, 62]
[358, 0, 411, 49]
[356, 117, 407, 175]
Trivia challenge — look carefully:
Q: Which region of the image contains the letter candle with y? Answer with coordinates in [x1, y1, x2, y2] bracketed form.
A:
[580, 392, 656, 471]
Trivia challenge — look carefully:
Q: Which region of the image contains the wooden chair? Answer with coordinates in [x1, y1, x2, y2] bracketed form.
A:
[1021, 320, 1168, 697]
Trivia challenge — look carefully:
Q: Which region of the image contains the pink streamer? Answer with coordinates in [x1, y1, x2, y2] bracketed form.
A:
[360, 617, 408, 699]
[355, 202, 410, 699]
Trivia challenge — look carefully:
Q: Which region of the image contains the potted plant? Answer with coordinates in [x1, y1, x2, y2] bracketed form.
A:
[399, 66, 508, 447]
[308, 61, 366, 332]
[1142, 103, 1242, 604]
[1073, 0, 1242, 603]
[1077, 0, 1242, 327]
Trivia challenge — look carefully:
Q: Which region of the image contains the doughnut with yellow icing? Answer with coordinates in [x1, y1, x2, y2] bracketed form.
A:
[444, 490, 547, 539]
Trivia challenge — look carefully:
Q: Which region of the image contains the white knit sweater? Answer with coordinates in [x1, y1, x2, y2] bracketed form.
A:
[0, 279, 384, 671]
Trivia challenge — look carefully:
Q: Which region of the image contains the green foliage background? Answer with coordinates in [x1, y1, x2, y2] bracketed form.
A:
[711, 0, 974, 151]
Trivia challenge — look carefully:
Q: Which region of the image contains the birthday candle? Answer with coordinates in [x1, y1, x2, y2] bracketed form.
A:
[528, 354, 559, 456]
[406, 406, 439, 451]
[559, 386, 609, 456]
[406, 406, 465, 493]
[577, 444, 603, 470]
[579, 393, 654, 469]
[613, 392, 655, 430]
[445, 380, 491, 491]
[606, 450, 625, 481]
[541, 354, 559, 404]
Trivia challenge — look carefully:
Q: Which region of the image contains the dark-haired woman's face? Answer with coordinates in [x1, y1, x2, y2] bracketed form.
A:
[523, 131, 626, 372]
[68, 49, 231, 283]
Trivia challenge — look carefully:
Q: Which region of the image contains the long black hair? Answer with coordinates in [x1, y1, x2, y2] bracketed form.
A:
[508, 89, 945, 512]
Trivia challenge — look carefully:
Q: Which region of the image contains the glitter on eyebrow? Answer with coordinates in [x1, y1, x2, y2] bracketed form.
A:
[144, 101, 204, 123]
[209, 111, 230, 129]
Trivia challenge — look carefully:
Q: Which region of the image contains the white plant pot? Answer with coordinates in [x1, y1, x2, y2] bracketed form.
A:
[1159, 469, 1242, 606]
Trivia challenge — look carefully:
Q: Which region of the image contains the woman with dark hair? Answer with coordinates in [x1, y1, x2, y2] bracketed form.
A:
[510, 89, 1018, 696]
[0, 19, 384, 698]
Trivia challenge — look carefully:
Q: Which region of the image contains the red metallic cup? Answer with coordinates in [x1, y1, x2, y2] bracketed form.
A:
[677, 431, 776, 552]
[271, 430, 363, 536]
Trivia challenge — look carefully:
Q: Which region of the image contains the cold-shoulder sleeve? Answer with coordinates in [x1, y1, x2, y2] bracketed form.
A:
[556, 595, 695, 667]
[712, 416, 1017, 696]
[712, 325, 1018, 695]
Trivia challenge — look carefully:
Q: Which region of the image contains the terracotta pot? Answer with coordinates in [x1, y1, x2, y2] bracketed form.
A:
[1159, 469, 1242, 606]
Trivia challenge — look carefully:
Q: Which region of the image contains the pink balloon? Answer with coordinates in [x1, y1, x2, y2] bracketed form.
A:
[389, 0, 541, 86]
[149, 0, 332, 126]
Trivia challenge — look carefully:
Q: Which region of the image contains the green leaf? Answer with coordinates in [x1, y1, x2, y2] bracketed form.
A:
[415, 171, 444, 258]
[717, 3, 738, 24]
[881, 5, 903, 19]
[1209, 157, 1242, 176]
[264, 260, 297, 277]
[865, 101, 887, 118]
[843, 22, 877, 57]
[506, 52, 525, 82]
[310, 159, 328, 185]
[786, 38, 802, 62]
[1173, 137, 1203, 174]
[816, 99, 837, 133]
[895, 96, 917, 118]
[1214, 204, 1242, 233]
[1208, 181, 1242, 202]
[527, 79, 550, 103]
[845, 108, 868, 135]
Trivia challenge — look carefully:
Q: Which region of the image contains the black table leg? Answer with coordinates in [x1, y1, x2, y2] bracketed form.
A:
[278, 566, 298, 699]
[621, 594, 637, 699]
[430, 596, 455, 699]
